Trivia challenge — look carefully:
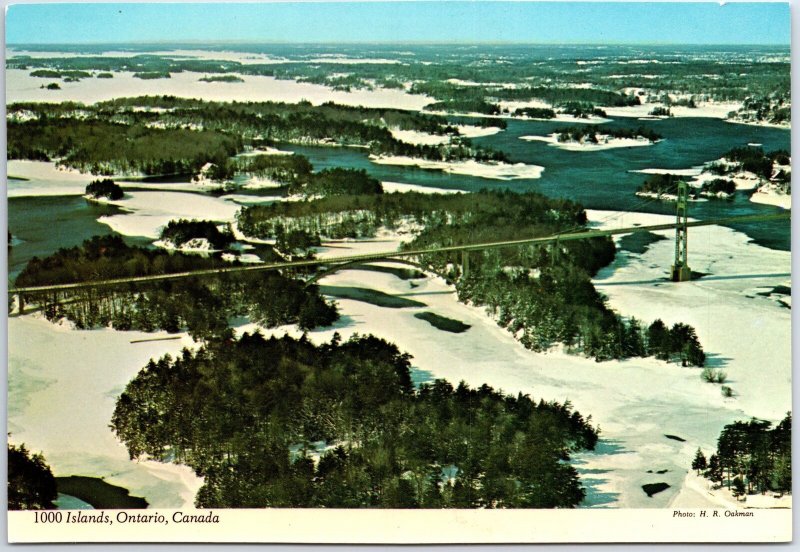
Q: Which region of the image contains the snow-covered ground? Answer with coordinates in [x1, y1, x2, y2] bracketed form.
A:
[97, 191, 240, 239]
[6, 160, 230, 197]
[389, 125, 503, 147]
[230, 210, 790, 509]
[369, 155, 544, 180]
[750, 183, 791, 209]
[8, 207, 790, 510]
[7, 160, 97, 197]
[496, 100, 611, 124]
[6, 68, 433, 111]
[521, 133, 656, 151]
[382, 181, 465, 194]
[7, 316, 203, 508]
[603, 101, 742, 120]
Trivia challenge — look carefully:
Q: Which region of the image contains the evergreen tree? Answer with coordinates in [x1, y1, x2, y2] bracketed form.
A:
[8, 444, 57, 510]
[691, 448, 707, 474]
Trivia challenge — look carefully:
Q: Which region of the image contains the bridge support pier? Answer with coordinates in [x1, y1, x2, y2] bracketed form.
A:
[671, 179, 692, 282]
[17, 294, 24, 315]
[462, 250, 470, 278]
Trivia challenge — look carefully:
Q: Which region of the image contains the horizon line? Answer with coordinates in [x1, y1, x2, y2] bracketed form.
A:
[7, 40, 791, 47]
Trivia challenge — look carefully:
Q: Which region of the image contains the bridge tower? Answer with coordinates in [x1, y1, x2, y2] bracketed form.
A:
[670, 179, 692, 282]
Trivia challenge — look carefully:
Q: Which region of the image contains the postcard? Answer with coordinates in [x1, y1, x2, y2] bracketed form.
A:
[5, 1, 792, 543]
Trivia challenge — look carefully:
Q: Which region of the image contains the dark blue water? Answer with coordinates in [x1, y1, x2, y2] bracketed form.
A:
[286, 116, 791, 250]
[8, 196, 149, 282]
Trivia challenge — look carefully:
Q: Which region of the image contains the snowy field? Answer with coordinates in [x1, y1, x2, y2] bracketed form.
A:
[8, 317, 203, 508]
[6, 68, 432, 110]
[97, 191, 240, 239]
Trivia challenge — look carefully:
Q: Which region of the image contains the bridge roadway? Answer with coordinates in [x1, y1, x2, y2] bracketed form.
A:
[8, 211, 790, 295]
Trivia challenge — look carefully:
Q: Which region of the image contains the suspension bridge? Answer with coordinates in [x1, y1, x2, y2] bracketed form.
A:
[8, 205, 790, 314]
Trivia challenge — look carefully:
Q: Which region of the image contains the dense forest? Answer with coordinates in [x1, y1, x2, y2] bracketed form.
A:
[7, 117, 241, 175]
[8, 444, 58, 510]
[15, 236, 337, 339]
[238, 190, 705, 365]
[112, 331, 599, 508]
[695, 413, 791, 498]
[7, 97, 509, 175]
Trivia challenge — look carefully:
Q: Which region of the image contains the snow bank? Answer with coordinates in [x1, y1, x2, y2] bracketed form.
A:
[670, 471, 792, 509]
[455, 125, 503, 139]
[153, 237, 215, 252]
[8, 316, 203, 508]
[389, 125, 502, 147]
[369, 155, 544, 180]
[630, 167, 704, 177]
[631, 162, 766, 192]
[497, 100, 611, 124]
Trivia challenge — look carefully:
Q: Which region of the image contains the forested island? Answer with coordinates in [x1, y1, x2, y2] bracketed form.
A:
[112, 331, 599, 508]
[84, 178, 124, 200]
[636, 174, 735, 201]
[555, 126, 661, 144]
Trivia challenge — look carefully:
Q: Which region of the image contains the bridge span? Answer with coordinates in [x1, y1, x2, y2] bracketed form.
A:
[9, 211, 789, 302]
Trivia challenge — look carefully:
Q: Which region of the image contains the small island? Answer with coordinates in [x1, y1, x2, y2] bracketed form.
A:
[156, 219, 235, 251]
[521, 125, 661, 151]
[133, 71, 171, 80]
[634, 146, 791, 207]
[85, 179, 124, 201]
[635, 174, 735, 201]
[199, 75, 245, 83]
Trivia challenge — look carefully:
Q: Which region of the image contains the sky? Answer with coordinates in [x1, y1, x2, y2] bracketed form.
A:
[5, 2, 791, 46]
